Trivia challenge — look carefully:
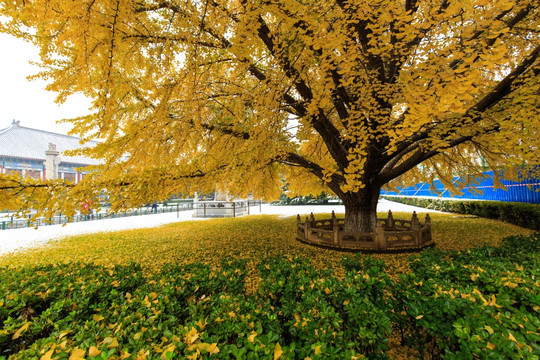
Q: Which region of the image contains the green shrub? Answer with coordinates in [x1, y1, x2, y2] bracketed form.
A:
[383, 196, 540, 230]
[1, 234, 539, 359]
[394, 233, 540, 359]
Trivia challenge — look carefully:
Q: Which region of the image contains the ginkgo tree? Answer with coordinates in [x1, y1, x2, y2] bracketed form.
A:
[0, 0, 538, 238]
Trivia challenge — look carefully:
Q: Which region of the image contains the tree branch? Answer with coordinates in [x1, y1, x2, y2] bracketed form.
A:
[380, 125, 500, 183]
[387, 42, 539, 176]
[279, 152, 346, 198]
[254, 14, 350, 170]
[380, 41, 539, 183]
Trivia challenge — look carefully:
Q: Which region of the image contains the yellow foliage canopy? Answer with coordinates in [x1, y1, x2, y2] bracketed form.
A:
[0, 0, 538, 228]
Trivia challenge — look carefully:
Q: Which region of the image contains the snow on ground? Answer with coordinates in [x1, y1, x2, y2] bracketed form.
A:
[0, 199, 436, 256]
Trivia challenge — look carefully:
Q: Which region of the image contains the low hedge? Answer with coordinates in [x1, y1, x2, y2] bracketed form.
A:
[1, 233, 539, 359]
[383, 197, 540, 230]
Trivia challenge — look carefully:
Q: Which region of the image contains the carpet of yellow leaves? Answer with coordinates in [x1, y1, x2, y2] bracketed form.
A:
[0, 213, 534, 360]
[0, 213, 532, 277]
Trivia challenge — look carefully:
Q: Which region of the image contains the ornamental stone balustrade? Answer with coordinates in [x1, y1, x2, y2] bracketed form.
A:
[296, 210, 434, 252]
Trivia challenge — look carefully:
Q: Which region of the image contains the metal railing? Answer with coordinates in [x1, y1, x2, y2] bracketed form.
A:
[192, 200, 262, 218]
[380, 169, 540, 203]
[1, 203, 194, 230]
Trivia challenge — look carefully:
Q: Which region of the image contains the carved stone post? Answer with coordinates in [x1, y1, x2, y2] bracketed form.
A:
[44, 143, 60, 180]
[304, 216, 311, 241]
[411, 211, 420, 246]
[376, 220, 387, 249]
[424, 214, 432, 244]
[332, 214, 340, 246]
[309, 212, 315, 226]
[411, 211, 420, 226]
[215, 188, 228, 201]
[387, 210, 395, 230]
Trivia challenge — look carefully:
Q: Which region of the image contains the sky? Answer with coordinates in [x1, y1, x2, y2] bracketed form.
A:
[0, 33, 92, 135]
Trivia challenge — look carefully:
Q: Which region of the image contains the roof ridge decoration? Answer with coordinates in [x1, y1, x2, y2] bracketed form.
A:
[9, 121, 93, 143]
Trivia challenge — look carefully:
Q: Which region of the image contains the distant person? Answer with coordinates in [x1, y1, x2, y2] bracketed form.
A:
[82, 200, 94, 219]
[151, 201, 158, 213]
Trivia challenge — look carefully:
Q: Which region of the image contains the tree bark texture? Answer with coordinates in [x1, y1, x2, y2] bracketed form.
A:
[341, 183, 381, 236]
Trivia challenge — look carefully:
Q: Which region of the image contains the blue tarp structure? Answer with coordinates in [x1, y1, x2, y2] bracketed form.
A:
[381, 170, 540, 204]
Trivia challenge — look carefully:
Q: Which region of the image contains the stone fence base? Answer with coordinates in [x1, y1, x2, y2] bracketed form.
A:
[296, 211, 434, 252]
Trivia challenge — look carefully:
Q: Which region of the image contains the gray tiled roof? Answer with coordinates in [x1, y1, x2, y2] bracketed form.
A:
[0, 121, 99, 165]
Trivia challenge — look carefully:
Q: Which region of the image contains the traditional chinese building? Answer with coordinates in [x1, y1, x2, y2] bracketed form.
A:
[0, 120, 98, 182]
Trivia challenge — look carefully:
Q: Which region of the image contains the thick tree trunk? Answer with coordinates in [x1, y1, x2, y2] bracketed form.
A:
[342, 185, 381, 235]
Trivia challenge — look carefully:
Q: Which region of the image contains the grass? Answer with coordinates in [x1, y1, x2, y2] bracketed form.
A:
[0, 212, 532, 275]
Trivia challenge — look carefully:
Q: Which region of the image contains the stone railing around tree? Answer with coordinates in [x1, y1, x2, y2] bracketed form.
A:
[296, 211, 434, 252]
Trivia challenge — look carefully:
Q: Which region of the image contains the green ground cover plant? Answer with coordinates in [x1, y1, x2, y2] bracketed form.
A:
[0, 214, 538, 359]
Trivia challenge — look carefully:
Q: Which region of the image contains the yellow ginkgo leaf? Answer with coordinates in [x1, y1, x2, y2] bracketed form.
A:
[161, 345, 176, 358]
[207, 343, 219, 355]
[109, 338, 119, 348]
[88, 346, 101, 357]
[136, 350, 149, 360]
[274, 343, 283, 360]
[12, 322, 31, 340]
[41, 348, 55, 360]
[248, 331, 257, 343]
[184, 327, 199, 345]
[59, 330, 73, 340]
[102, 337, 119, 348]
[196, 319, 207, 330]
[69, 347, 86, 360]
[93, 314, 104, 322]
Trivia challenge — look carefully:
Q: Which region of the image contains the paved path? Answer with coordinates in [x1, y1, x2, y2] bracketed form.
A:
[0, 199, 435, 255]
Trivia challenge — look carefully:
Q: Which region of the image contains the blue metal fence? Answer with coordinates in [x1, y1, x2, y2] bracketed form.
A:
[381, 170, 540, 204]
